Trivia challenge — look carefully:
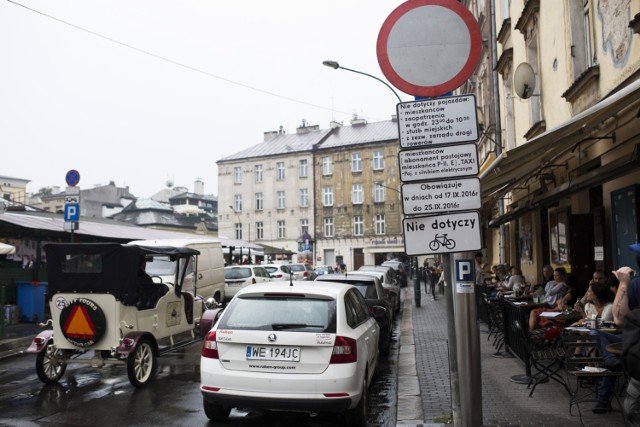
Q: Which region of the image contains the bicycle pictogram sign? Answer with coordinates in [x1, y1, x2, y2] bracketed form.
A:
[429, 234, 456, 251]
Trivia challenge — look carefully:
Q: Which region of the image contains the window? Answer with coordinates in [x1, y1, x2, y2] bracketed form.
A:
[568, 0, 594, 80]
[233, 167, 242, 184]
[324, 217, 334, 237]
[301, 218, 309, 235]
[255, 164, 263, 183]
[374, 183, 385, 203]
[375, 214, 386, 235]
[353, 216, 364, 236]
[299, 188, 309, 207]
[234, 195, 242, 212]
[256, 222, 264, 240]
[352, 184, 363, 205]
[276, 161, 285, 181]
[351, 153, 362, 172]
[234, 222, 243, 240]
[373, 151, 384, 170]
[322, 156, 333, 176]
[277, 220, 286, 239]
[299, 159, 308, 178]
[323, 187, 334, 207]
[277, 191, 285, 209]
[255, 192, 263, 210]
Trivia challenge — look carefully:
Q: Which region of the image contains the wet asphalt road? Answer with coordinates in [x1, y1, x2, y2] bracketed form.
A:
[0, 318, 400, 427]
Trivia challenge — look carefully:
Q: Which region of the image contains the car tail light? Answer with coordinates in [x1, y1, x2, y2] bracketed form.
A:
[303, 271, 309, 278]
[330, 336, 357, 364]
[202, 331, 219, 359]
[383, 288, 391, 296]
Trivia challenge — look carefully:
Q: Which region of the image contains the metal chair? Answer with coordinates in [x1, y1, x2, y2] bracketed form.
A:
[516, 321, 568, 397]
[562, 331, 626, 426]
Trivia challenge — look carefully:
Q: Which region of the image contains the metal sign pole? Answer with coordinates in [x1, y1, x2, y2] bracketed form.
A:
[450, 252, 482, 427]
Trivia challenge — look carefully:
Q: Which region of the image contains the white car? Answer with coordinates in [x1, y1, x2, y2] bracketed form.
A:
[223, 265, 272, 302]
[262, 263, 293, 280]
[200, 281, 380, 426]
[355, 268, 401, 318]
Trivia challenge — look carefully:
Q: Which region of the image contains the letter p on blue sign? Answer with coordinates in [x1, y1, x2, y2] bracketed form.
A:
[455, 260, 474, 282]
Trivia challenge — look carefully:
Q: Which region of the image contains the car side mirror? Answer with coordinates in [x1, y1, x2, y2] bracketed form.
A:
[370, 305, 386, 318]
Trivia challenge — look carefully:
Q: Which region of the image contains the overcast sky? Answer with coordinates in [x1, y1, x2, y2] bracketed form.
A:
[1, 0, 409, 199]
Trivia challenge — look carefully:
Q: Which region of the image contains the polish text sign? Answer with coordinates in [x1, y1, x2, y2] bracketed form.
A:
[403, 211, 481, 255]
[399, 143, 478, 182]
[397, 95, 478, 148]
[401, 177, 480, 215]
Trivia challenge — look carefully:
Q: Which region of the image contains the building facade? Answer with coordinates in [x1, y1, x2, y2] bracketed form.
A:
[467, 0, 640, 291]
[217, 118, 403, 269]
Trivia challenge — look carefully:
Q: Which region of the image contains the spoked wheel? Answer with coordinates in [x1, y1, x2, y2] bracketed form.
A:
[36, 343, 67, 385]
[127, 338, 157, 388]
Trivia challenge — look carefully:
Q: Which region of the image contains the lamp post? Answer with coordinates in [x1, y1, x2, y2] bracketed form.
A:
[322, 60, 421, 307]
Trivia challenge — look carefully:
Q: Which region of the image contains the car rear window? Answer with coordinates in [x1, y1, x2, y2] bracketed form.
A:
[218, 296, 337, 333]
[225, 268, 251, 279]
[289, 265, 305, 272]
[352, 284, 378, 299]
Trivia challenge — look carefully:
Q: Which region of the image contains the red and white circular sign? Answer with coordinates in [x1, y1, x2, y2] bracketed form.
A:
[377, 0, 481, 98]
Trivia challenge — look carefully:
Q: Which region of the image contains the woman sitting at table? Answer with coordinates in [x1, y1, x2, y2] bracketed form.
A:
[571, 280, 614, 326]
[528, 267, 569, 330]
[507, 266, 526, 294]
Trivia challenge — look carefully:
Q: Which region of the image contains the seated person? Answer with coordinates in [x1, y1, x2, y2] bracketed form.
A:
[138, 257, 153, 284]
[491, 265, 511, 295]
[528, 267, 569, 330]
[571, 280, 614, 326]
[507, 266, 525, 294]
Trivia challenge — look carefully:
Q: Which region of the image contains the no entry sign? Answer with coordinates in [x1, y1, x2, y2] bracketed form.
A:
[377, 0, 481, 97]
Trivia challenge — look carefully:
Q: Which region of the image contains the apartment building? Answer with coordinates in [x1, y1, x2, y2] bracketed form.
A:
[465, 0, 640, 288]
[314, 118, 402, 270]
[217, 118, 402, 269]
[217, 123, 330, 261]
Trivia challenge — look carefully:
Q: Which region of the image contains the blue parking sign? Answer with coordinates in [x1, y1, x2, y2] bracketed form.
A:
[64, 203, 80, 222]
[455, 259, 474, 282]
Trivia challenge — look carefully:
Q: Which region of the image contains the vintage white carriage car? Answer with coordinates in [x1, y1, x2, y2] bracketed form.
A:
[27, 242, 223, 387]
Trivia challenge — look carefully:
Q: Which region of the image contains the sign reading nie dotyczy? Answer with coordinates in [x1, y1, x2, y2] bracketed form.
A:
[403, 211, 481, 255]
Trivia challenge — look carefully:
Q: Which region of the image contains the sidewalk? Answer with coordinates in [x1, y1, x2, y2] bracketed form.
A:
[397, 283, 626, 427]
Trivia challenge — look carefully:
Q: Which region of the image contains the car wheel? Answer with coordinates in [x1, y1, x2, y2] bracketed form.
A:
[344, 374, 367, 427]
[36, 343, 67, 385]
[127, 338, 157, 388]
[203, 399, 231, 421]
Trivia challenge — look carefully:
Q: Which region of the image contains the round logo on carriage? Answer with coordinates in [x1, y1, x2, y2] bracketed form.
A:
[59, 298, 107, 348]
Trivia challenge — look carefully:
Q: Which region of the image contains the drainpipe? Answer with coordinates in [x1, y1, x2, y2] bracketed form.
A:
[490, 0, 506, 264]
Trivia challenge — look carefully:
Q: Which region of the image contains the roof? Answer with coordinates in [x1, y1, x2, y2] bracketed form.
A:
[318, 120, 398, 149]
[0, 211, 258, 249]
[218, 128, 331, 162]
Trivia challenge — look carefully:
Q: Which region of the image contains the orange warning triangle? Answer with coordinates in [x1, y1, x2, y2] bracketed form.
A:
[64, 305, 96, 339]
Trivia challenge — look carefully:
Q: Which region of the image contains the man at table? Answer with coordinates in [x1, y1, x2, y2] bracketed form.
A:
[593, 245, 640, 415]
[528, 267, 569, 330]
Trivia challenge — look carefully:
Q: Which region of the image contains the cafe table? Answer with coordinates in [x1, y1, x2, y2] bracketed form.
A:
[499, 296, 546, 384]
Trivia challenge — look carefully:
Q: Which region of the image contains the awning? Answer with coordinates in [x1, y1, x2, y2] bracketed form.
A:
[0, 242, 16, 254]
[488, 143, 640, 227]
[480, 77, 640, 203]
[258, 243, 295, 256]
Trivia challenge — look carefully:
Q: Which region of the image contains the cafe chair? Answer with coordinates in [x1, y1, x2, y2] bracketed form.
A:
[483, 295, 509, 358]
[562, 332, 625, 426]
[515, 320, 568, 397]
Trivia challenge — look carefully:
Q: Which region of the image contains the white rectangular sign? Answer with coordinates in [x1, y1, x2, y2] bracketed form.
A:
[399, 143, 479, 182]
[64, 195, 80, 204]
[397, 95, 478, 148]
[403, 211, 482, 255]
[401, 178, 481, 215]
[65, 186, 80, 195]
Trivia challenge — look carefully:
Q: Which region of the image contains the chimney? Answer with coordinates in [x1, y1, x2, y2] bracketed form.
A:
[296, 119, 320, 134]
[350, 114, 367, 126]
[194, 178, 204, 195]
[264, 131, 279, 142]
[330, 121, 342, 129]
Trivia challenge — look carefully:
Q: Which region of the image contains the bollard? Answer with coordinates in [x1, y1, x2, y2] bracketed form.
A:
[412, 257, 421, 307]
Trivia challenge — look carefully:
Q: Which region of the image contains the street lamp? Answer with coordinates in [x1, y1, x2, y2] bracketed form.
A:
[322, 60, 402, 103]
[322, 60, 421, 306]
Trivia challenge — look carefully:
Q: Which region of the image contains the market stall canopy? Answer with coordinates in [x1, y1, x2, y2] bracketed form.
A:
[259, 243, 295, 256]
[0, 242, 16, 254]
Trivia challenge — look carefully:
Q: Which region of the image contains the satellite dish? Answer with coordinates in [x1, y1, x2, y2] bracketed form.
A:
[513, 62, 536, 99]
